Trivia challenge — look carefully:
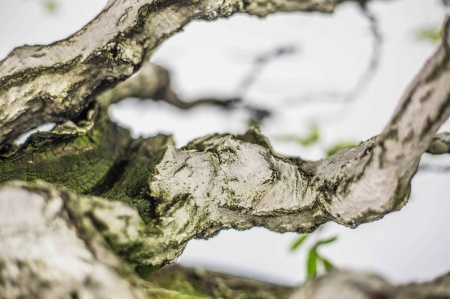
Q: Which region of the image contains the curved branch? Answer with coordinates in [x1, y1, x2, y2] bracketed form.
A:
[0, 181, 147, 299]
[0, 0, 349, 148]
[292, 270, 450, 299]
[2, 181, 450, 299]
[1, 19, 449, 272]
[99, 62, 241, 109]
[284, 5, 382, 106]
[98, 62, 172, 106]
[150, 22, 450, 232]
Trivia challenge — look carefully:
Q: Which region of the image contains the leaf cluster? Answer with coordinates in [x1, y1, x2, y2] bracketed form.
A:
[290, 234, 338, 279]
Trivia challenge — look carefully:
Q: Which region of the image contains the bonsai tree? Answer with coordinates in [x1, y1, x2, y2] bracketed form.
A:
[0, 0, 449, 297]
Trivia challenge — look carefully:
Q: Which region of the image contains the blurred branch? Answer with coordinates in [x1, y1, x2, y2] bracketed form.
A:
[426, 132, 450, 154]
[237, 45, 297, 97]
[237, 46, 298, 125]
[292, 270, 450, 299]
[284, 6, 381, 106]
[1, 0, 351, 147]
[147, 265, 294, 298]
[101, 46, 297, 125]
[342, 6, 382, 103]
[99, 62, 239, 109]
[99, 61, 271, 124]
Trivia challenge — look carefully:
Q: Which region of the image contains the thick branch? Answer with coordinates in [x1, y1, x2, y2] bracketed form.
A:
[145, 25, 450, 254]
[0, 122, 447, 271]
[1, 24, 449, 271]
[2, 182, 450, 298]
[0, 0, 349, 148]
[147, 265, 294, 298]
[291, 270, 450, 299]
[1, 24, 449, 267]
[0, 181, 147, 299]
[0, 3, 449, 298]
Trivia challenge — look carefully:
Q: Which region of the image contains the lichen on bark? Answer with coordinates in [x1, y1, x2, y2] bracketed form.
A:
[0, 0, 351, 148]
[1, 0, 450, 298]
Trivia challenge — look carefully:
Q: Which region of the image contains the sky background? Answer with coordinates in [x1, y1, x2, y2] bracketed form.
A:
[0, 0, 449, 286]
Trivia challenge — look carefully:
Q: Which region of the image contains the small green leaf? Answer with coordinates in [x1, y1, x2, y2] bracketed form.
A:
[44, 0, 57, 15]
[319, 256, 335, 272]
[415, 27, 442, 43]
[290, 234, 308, 252]
[306, 248, 317, 279]
[298, 123, 320, 146]
[326, 141, 357, 157]
[314, 236, 338, 248]
[275, 123, 320, 147]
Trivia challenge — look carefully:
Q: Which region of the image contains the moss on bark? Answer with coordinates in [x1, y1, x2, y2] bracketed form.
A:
[146, 265, 294, 299]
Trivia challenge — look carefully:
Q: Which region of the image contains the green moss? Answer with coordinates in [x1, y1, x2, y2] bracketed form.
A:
[0, 110, 175, 226]
[0, 115, 131, 194]
[146, 265, 294, 299]
[145, 288, 203, 299]
[137, 264, 162, 278]
[100, 134, 174, 223]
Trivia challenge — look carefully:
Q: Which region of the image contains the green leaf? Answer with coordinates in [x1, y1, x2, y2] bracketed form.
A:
[319, 256, 335, 272]
[314, 236, 338, 248]
[300, 123, 319, 146]
[325, 141, 357, 157]
[306, 248, 317, 279]
[290, 234, 308, 252]
[298, 123, 319, 146]
[44, 0, 57, 15]
[275, 123, 320, 147]
[415, 27, 442, 43]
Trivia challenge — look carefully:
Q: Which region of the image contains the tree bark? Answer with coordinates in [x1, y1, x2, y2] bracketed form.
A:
[0, 0, 352, 148]
[0, 0, 449, 298]
[2, 182, 450, 298]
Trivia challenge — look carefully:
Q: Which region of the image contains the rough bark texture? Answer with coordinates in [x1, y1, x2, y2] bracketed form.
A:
[427, 132, 450, 154]
[146, 265, 294, 298]
[0, 0, 449, 298]
[291, 270, 450, 299]
[2, 182, 450, 298]
[0, 0, 350, 148]
[151, 266, 450, 299]
[0, 182, 147, 299]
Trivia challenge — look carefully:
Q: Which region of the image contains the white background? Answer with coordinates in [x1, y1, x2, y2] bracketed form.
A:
[1, 0, 449, 286]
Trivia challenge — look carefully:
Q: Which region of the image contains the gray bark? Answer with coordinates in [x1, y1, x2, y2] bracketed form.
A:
[0, 0, 449, 298]
[0, 0, 350, 148]
[2, 182, 450, 298]
[292, 270, 450, 299]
